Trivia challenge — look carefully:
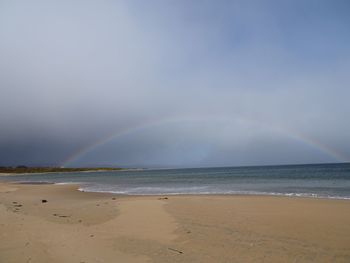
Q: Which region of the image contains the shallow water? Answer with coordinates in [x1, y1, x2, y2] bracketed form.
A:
[1, 163, 350, 199]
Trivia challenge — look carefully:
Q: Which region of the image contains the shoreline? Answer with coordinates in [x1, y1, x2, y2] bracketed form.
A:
[78, 189, 350, 200]
[1, 182, 350, 262]
[2, 181, 350, 200]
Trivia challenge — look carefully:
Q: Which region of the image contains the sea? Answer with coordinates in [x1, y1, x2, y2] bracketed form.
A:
[1, 163, 350, 199]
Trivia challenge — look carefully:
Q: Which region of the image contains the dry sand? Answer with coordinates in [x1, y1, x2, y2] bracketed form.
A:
[0, 182, 350, 263]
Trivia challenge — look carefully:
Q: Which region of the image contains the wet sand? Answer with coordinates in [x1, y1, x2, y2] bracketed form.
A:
[0, 182, 350, 262]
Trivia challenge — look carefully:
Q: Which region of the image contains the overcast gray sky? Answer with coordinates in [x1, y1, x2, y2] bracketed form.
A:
[1, 0, 349, 167]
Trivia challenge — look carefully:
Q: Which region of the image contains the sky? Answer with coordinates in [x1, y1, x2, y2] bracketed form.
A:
[0, 0, 350, 168]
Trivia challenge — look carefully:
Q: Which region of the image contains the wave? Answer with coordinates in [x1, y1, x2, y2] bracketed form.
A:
[77, 185, 350, 200]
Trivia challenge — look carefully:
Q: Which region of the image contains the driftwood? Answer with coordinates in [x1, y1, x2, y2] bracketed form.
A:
[168, 248, 183, 254]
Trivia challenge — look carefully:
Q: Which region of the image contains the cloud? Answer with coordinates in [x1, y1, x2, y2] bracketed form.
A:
[0, 0, 349, 167]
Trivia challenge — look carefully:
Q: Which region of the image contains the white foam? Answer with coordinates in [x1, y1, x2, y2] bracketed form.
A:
[77, 186, 350, 200]
[55, 182, 81, 185]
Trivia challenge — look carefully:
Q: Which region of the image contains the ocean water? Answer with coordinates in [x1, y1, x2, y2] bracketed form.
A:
[1, 163, 350, 199]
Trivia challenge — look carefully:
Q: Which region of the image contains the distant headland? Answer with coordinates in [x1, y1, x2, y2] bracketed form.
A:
[0, 166, 124, 174]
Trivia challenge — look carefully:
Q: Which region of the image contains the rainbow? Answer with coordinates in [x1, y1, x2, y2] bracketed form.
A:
[61, 116, 349, 167]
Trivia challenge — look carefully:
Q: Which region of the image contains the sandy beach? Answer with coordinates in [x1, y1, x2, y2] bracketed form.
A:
[0, 182, 350, 263]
